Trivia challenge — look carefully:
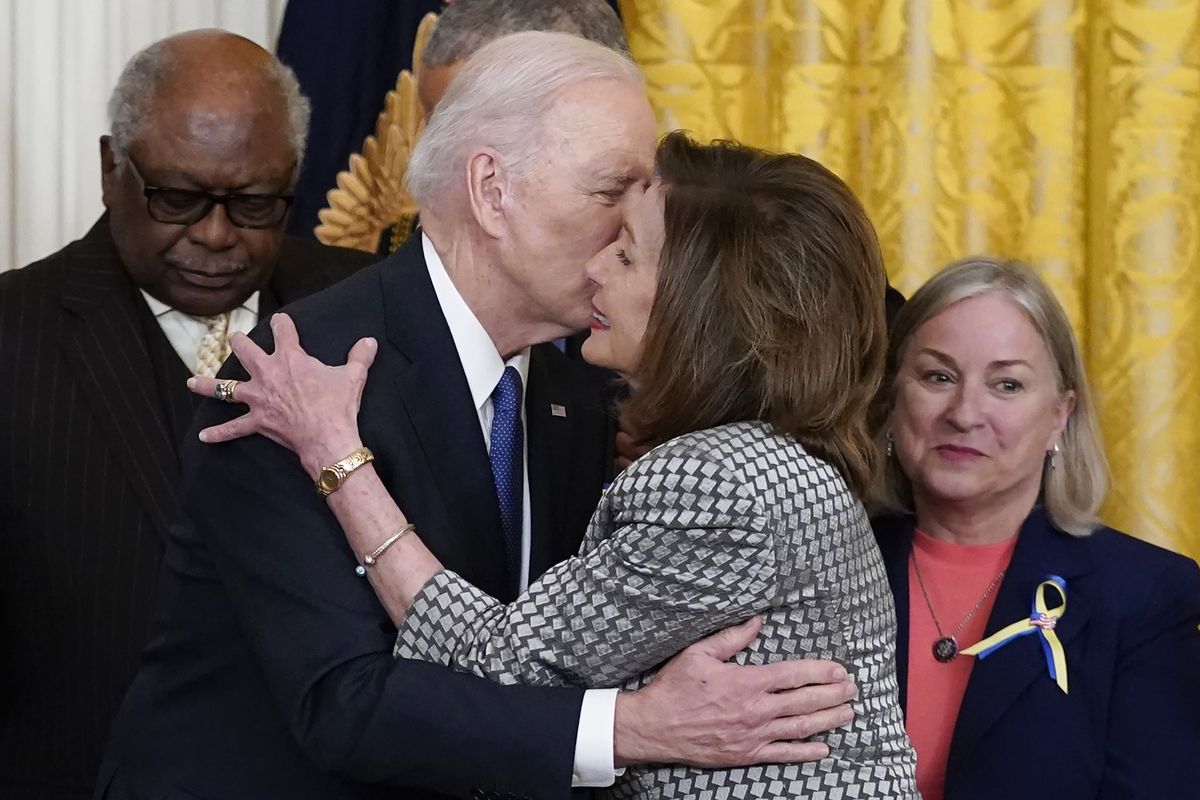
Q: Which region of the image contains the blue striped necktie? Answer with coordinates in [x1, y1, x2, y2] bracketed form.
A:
[489, 366, 524, 592]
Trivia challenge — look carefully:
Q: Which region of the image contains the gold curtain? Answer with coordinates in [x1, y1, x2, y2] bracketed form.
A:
[620, 0, 1200, 562]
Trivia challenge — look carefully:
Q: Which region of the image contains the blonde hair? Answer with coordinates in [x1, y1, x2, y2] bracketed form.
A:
[871, 257, 1108, 535]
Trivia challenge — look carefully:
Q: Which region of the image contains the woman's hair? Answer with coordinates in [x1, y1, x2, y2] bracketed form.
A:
[624, 131, 889, 497]
[870, 256, 1108, 535]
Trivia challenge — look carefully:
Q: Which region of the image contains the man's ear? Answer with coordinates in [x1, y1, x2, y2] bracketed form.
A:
[465, 148, 509, 239]
[99, 136, 120, 210]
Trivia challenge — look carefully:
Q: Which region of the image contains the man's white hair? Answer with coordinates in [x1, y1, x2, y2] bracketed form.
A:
[406, 30, 645, 212]
[106, 32, 311, 170]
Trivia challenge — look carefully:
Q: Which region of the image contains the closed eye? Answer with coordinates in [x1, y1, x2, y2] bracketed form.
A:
[615, 248, 631, 266]
[596, 188, 626, 206]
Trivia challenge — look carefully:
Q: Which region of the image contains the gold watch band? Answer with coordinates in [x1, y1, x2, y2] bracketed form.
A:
[315, 446, 374, 497]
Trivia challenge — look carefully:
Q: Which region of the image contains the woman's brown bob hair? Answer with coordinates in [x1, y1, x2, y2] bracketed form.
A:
[624, 132, 889, 496]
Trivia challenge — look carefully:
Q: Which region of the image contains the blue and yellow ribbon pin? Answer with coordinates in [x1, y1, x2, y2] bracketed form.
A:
[961, 575, 1069, 694]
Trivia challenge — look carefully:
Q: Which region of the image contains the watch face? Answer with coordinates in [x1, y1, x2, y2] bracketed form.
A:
[317, 468, 341, 494]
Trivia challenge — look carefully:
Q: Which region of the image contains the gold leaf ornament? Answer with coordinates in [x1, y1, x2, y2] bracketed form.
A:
[314, 12, 438, 253]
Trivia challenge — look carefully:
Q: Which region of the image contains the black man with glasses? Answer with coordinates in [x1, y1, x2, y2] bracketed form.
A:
[0, 30, 373, 799]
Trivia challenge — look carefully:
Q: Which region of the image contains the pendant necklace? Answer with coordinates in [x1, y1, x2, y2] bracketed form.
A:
[910, 546, 1007, 663]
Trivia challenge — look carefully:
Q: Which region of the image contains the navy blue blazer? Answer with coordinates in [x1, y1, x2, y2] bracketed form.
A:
[875, 508, 1200, 799]
[98, 236, 610, 800]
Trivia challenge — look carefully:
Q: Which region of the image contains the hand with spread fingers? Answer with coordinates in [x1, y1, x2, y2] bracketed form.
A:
[186, 312, 379, 478]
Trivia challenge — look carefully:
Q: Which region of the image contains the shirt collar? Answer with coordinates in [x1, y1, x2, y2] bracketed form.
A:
[422, 234, 529, 410]
[139, 289, 260, 319]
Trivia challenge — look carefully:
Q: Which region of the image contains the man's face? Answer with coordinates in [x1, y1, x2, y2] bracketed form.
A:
[418, 61, 460, 119]
[498, 79, 658, 337]
[100, 87, 295, 317]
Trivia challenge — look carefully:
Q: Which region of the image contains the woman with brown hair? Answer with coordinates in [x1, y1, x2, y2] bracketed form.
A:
[190, 131, 918, 798]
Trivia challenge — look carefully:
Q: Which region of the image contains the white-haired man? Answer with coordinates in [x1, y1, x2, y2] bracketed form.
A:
[99, 32, 856, 800]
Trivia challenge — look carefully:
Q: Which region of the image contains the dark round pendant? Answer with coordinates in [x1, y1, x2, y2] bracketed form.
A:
[933, 636, 959, 662]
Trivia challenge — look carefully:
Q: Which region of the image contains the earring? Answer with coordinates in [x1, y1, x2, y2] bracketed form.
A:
[886, 433, 894, 459]
[1047, 442, 1061, 471]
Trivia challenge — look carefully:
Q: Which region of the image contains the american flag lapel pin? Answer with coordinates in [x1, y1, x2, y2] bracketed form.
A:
[550, 403, 567, 418]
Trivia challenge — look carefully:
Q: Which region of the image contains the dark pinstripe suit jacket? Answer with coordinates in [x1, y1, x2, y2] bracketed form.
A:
[0, 218, 374, 800]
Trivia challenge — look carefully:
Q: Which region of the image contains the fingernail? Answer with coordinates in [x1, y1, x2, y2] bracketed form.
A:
[186, 378, 195, 388]
[198, 430, 209, 443]
[830, 665, 847, 681]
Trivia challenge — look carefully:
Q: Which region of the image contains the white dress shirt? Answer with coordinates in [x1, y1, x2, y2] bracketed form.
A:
[423, 234, 618, 788]
[140, 290, 259, 374]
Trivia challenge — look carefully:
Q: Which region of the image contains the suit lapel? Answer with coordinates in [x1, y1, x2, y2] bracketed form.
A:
[525, 346, 578, 580]
[873, 515, 914, 717]
[136, 301, 198, 450]
[375, 240, 511, 600]
[58, 220, 181, 539]
[947, 507, 1094, 774]
[258, 281, 283, 316]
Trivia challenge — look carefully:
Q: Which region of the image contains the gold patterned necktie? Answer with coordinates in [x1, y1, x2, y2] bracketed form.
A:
[194, 312, 232, 378]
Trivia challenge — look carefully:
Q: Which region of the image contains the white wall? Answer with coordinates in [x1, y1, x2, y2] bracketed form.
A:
[0, 0, 288, 270]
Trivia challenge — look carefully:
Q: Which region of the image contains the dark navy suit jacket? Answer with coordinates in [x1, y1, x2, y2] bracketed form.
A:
[874, 508, 1200, 799]
[98, 236, 609, 800]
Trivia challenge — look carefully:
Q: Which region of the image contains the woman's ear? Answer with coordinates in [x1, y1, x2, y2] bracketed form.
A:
[1049, 389, 1076, 448]
[465, 148, 509, 239]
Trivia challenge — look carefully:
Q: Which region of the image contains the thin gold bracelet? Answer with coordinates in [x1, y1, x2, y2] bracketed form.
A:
[354, 523, 416, 577]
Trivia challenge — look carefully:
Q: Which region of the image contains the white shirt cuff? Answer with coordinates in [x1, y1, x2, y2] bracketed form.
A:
[571, 688, 619, 787]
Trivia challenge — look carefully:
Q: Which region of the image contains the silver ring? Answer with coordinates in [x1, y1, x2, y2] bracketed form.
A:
[213, 379, 240, 403]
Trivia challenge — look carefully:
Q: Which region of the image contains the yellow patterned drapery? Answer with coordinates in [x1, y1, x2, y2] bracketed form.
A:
[620, 0, 1200, 562]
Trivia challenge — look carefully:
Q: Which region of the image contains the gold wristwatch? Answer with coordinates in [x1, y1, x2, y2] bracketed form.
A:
[315, 446, 375, 497]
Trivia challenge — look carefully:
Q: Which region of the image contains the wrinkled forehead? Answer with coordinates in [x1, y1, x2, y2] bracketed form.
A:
[538, 80, 656, 173]
[141, 73, 288, 144]
[131, 95, 294, 188]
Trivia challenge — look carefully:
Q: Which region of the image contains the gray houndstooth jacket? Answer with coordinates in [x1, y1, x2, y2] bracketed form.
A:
[396, 421, 919, 799]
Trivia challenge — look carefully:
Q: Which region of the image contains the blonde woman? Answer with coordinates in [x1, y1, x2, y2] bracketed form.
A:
[871, 257, 1200, 800]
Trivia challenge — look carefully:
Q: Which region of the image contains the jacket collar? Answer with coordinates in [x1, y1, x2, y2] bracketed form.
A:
[373, 237, 513, 599]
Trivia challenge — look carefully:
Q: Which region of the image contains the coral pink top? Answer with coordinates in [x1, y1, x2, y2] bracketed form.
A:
[906, 528, 1018, 800]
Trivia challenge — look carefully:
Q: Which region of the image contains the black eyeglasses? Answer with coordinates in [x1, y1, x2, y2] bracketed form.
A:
[124, 155, 294, 229]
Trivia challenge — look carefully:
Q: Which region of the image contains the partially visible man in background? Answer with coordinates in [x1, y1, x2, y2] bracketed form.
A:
[0, 29, 373, 799]
[417, 0, 629, 117]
